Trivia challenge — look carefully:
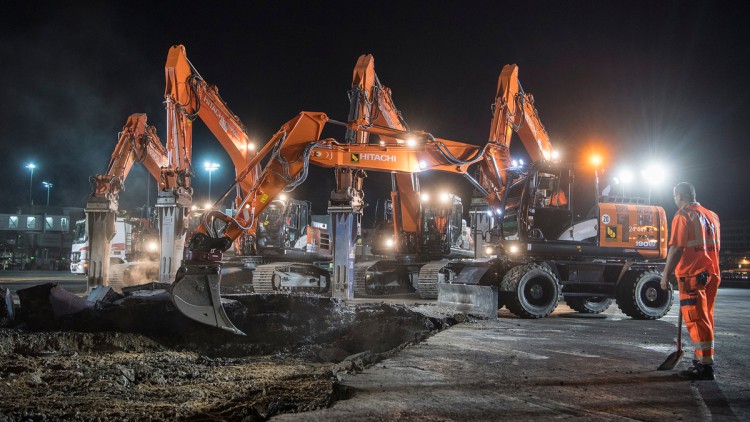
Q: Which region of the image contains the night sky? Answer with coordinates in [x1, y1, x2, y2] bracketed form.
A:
[1, 1, 747, 222]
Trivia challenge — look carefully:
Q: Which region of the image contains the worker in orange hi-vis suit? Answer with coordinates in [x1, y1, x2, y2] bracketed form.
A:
[660, 182, 721, 380]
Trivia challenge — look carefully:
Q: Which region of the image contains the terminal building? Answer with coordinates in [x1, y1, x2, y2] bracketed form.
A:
[0, 205, 84, 270]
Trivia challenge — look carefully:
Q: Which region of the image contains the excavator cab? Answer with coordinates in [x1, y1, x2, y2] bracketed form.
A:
[369, 199, 396, 257]
[490, 163, 575, 245]
[420, 192, 472, 258]
[527, 169, 574, 241]
[256, 198, 311, 257]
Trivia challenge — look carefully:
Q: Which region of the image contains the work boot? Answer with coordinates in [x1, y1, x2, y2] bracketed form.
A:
[678, 361, 715, 380]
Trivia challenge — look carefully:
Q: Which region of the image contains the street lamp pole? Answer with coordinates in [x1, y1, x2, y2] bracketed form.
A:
[204, 161, 220, 202]
[42, 182, 53, 206]
[26, 163, 36, 206]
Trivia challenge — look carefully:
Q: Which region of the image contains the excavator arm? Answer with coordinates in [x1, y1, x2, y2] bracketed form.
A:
[346, 54, 422, 254]
[90, 113, 169, 204]
[165, 45, 259, 200]
[480, 64, 553, 208]
[189, 113, 481, 254]
[85, 113, 173, 290]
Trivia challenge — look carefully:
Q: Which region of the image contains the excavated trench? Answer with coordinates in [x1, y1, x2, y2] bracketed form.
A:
[0, 283, 458, 421]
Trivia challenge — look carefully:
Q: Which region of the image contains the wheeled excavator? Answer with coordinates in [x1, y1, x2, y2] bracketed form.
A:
[431, 64, 673, 320]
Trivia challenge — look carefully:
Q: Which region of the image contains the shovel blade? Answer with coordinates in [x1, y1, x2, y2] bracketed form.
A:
[170, 263, 245, 336]
[657, 349, 684, 371]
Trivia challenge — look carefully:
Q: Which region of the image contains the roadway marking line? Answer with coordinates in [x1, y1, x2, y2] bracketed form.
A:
[510, 350, 548, 360]
[553, 350, 601, 358]
[690, 383, 712, 421]
[498, 392, 641, 420]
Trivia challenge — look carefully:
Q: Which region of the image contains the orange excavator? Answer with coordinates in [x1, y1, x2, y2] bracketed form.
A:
[346, 54, 474, 297]
[434, 65, 672, 320]
[249, 54, 472, 297]
[171, 112, 490, 333]
[164, 45, 260, 262]
[86, 45, 262, 290]
[85, 113, 184, 290]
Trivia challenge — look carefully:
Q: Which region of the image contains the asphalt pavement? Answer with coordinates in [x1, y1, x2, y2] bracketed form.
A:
[0, 270, 86, 303]
[276, 288, 750, 421]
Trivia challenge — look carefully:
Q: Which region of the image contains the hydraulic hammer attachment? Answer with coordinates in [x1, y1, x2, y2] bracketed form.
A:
[170, 263, 245, 335]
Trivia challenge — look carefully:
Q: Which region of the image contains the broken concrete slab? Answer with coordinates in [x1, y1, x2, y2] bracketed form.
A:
[121, 282, 171, 294]
[16, 283, 92, 329]
[87, 285, 124, 304]
[1, 287, 14, 327]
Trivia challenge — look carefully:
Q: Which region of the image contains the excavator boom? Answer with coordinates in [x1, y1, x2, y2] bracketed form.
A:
[165, 45, 259, 200]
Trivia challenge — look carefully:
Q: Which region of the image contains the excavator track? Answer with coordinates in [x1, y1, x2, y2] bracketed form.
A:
[252, 261, 329, 294]
[354, 261, 379, 297]
[417, 261, 447, 299]
[251, 263, 278, 293]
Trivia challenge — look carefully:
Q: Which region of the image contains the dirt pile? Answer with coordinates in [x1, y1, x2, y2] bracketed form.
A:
[0, 284, 458, 420]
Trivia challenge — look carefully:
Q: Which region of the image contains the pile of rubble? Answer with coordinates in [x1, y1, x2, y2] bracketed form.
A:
[0, 283, 458, 420]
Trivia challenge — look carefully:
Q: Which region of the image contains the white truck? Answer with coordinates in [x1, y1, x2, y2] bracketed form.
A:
[69, 218, 131, 274]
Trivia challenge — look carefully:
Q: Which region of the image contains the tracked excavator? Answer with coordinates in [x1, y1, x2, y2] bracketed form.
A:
[345, 54, 474, 297]
[248, 54, 473, 297]
[85, 44, 262, 290]
[170, 111, 491, 334]
[432, 64, 673, 320]
[84, 113, 187, 291]
[363, 191, 474, 298]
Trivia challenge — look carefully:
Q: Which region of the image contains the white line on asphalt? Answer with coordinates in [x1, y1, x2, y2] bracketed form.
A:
[690, 383, 712, 421]
[553, 350, 601, 358]
[509, 350, 549, 360]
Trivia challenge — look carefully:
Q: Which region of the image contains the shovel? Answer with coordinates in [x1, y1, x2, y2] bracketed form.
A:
[658, 307, 683, 370]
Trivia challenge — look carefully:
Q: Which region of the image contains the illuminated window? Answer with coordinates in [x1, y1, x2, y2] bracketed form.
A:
[45, 217, 53, 229]
[61, 218, 69, 231]
[8, 216, 18, 228]
[27, 217, 36, 229]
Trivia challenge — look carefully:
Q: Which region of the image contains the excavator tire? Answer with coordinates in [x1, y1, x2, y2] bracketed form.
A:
[564, 296, 613, 314]
[501, 263, 560, 319]
[616, 269, 672, 320]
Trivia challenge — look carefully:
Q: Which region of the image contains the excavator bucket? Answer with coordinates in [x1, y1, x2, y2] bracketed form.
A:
[170, 264, 245, 335]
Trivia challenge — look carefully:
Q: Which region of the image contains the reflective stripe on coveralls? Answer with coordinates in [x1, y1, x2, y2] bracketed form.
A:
[678, 272, 719, 365]
[671, 204, 721, 366]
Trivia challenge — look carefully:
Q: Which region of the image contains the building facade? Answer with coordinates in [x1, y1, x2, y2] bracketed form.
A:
[0, 206, 84, 270]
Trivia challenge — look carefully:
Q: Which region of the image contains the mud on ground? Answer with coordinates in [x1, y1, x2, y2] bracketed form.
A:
[0, 286, 458, 421]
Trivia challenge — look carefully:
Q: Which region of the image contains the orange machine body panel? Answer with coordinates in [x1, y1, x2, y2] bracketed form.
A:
[597, 203, 668, 259]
